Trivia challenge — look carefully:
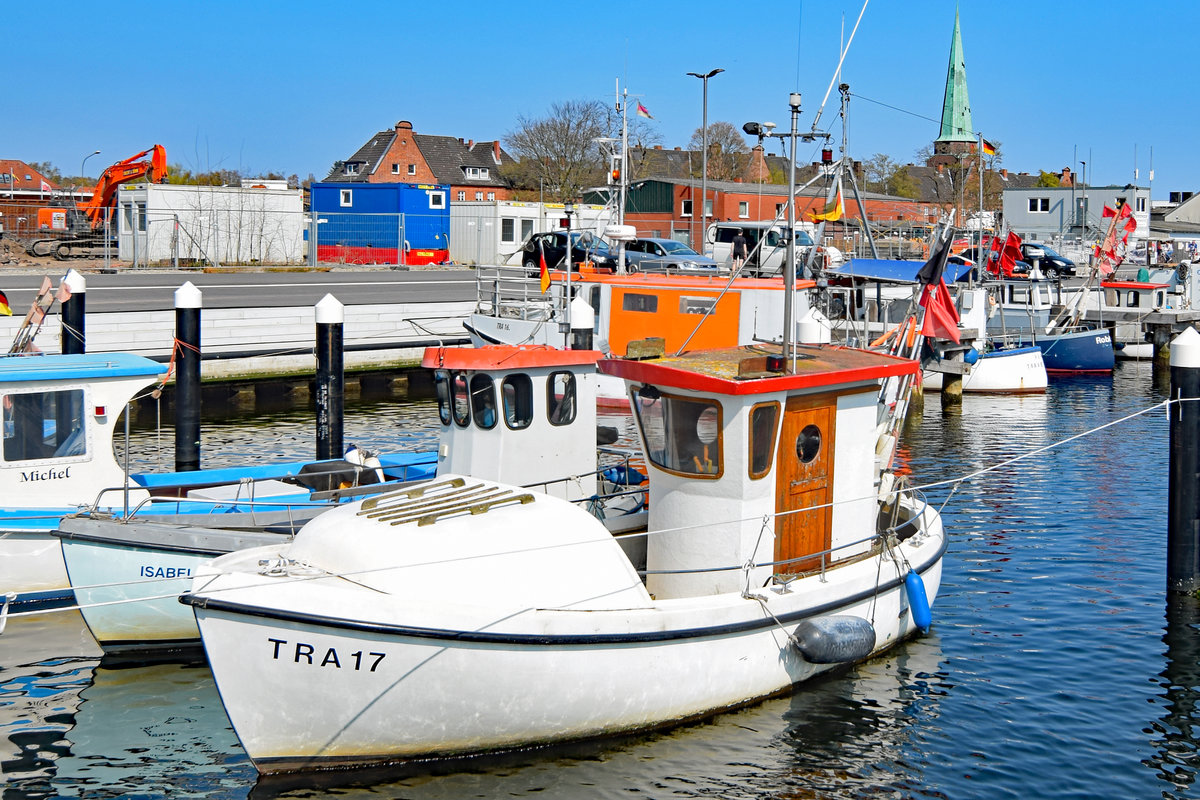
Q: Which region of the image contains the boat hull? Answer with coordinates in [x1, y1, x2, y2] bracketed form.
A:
[58, 518, 289, 655]
[188, 516, 944, 773]
[923, 346, 1047, 393]
[1022, 328, 1114, 373]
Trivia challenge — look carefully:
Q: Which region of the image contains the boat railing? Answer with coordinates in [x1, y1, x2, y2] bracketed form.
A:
[475, 265, 561, 321]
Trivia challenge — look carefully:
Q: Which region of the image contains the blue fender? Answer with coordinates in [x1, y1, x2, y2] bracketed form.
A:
[905, 569, 932, 633]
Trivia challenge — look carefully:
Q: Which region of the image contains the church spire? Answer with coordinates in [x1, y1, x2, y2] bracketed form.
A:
[934, 8, 974, 155]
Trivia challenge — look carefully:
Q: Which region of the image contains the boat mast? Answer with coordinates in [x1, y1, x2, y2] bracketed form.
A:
[785, 92, 801, 367]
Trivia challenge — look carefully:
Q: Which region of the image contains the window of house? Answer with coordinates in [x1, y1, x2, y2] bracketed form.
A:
[344, 163, 359, 176]
[340, 189, 352, 207]
[408, 164, 416, 175]
[775, 203, 784, 215]
[137, 202, 147, 232]
[480, 168, 489, 179]
[521, 219, 534, 240]
[738, 201, 749, 218]
[704, 199, 713, 216]
[2, 389, 87, 462]
[547, 372, 577, 426]
[428, 191, 445, 209]
[1028, 197, 1049, 213]
[391, 163, 400, 174]
[475, 191, 483, 201]
[457, 191, 465, 201]
[501, 218, 515, 243]
[1137, 197, 1147, 212]
[502, 374, 533, 429]
[681, 199, 693, 217]
[487, 192, 495, 201]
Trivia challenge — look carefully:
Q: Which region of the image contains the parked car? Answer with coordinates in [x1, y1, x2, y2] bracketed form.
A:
[955, 245, 1030, 279]
[623, 238, 719, 273]
[1019, 243, 1076, 279]
[521, 231, 617, 275]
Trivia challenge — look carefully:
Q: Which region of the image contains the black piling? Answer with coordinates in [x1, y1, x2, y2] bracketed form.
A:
[60, 269, 86, 355]
[1168, 327, 1200, 593]
[315, 294, 344, 461]
[174, 281, 202, 472]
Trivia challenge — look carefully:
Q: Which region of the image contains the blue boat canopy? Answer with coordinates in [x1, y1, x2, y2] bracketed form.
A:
[825, 258, 974, 284]
[0, 352, 166, 383]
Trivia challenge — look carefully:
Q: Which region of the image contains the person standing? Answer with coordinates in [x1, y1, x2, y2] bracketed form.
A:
[732, 229, 748, 271]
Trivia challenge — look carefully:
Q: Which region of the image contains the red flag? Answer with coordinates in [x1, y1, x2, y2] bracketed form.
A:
[538, 240, 550, 293]
[920, 278, 960, 343]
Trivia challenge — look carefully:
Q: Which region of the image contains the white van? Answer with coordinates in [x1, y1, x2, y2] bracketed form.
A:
[705, 220, 817, 276]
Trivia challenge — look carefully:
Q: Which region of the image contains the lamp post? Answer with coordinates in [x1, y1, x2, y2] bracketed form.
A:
[563, 201, 575, 348]
[687, 68, 723, 252]
[79, 149, 100, 204]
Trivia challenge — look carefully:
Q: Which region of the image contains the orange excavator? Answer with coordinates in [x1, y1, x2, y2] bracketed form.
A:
[28, 145, 168, 259]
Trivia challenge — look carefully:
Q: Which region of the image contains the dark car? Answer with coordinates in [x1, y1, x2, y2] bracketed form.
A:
[1019, 243, 1076, 279]
[623, 237, 720, 273]
[521, 231, 617, 275]
[955, 245, 1030, 279]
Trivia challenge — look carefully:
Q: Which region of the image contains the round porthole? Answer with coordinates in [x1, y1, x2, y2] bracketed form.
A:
[796, 424, 821, 463]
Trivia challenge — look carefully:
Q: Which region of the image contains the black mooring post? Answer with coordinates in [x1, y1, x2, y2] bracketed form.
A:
[60, 268, 86, 355]
[315, 294, 344, 461]
[174, 281, 202, 472]
[1168, 327, 1200, 593]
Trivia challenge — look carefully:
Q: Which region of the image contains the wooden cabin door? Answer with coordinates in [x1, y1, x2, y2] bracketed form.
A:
[774, 396, 835, 575]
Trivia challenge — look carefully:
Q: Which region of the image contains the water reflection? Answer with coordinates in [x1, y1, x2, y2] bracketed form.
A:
[1150, 596, 1200, 798]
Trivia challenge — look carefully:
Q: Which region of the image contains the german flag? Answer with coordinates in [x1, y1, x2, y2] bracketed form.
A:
[0, 290, 10, 316]
[981, 138, 997, 156]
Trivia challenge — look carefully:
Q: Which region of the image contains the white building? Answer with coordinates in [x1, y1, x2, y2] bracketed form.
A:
[449, 200, 614, 266]
[1001, 184, 1150, 246]
[117, 182, 304, 266]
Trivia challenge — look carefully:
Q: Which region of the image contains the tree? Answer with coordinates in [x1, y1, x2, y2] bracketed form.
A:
[29, 161, 63, 184]
[863, 153, 898, 194]
[687, 121, 749, 182]
[502, 100, 610, 202]
[890, 166, 921, 199]
[1035, 170, 1061, 188]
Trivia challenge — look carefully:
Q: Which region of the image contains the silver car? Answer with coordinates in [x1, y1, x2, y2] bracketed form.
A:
[623, 238, 720, 273]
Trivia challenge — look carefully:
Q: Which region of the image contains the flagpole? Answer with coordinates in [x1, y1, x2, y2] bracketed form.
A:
[978, 134, 985, 255]
[619, 85, 629, 274]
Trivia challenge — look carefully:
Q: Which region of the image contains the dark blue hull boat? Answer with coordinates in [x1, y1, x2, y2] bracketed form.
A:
[1021, 327, 1114, 373]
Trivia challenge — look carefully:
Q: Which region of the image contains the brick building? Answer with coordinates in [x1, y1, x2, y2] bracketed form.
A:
[324, 120, 516, 202]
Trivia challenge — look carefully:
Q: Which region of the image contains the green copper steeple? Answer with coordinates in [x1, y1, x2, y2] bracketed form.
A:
[935, 8, 974, 151]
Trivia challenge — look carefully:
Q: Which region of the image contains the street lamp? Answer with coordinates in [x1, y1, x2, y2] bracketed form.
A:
[687, 68, 724, 252]
[79, 149, 101, 202]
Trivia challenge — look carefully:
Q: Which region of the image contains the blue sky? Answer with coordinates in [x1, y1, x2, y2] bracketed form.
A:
[8, 0, 1191, 197]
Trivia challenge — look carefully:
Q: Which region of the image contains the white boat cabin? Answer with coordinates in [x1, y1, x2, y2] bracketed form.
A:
[423, 345, 603, 501]
[0, 353, 165, 508]
[601, 344, 917, 600]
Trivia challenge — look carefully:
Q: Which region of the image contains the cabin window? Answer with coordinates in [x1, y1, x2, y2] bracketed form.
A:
[1104, 288, 1120, 307]
[748, 402, 780, 479]
[434, 371, 452, 426]
[502, 374, 533, 429]
[521, 219, 534, 241]
[501, 218, 516, 243]
[451, 372, 470, 427]
[1155, 290, 1166, 307]
[622, 293, 658, 313]
[1127, 291, 1141, 308]
[428, 191, 445, 209]
[588, 287, 602, 334]
[470, 374, 497, 429]
[547, 372, 577, 426]
[679, 296, 716, 315]
[2, 389, 87, 463]
[633, 387, 723, 478]
[796, 424, 822, 463]
[339, 189, 352, 207]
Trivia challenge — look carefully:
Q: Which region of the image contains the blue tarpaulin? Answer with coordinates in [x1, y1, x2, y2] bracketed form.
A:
[825, 258, 974, 284]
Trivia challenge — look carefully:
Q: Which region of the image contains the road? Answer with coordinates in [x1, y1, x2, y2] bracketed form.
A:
[0, 268, 479, 313]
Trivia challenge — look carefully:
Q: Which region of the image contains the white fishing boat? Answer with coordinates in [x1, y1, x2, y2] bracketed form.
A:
[58, 345, 646, 656]
[184, 338, 945, 773]
[922, 287, 1047, 394]
[0, 351, 435, 609]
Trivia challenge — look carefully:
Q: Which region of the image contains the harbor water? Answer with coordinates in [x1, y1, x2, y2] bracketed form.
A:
[4, 361, 1199, 799]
